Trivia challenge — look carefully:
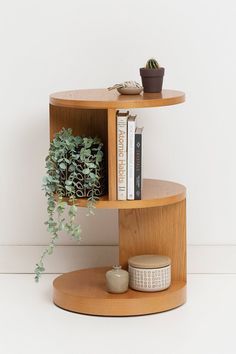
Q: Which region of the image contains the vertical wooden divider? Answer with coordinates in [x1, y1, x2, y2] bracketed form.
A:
[119, 200, 186, 281]
[107, 109, 117, 200]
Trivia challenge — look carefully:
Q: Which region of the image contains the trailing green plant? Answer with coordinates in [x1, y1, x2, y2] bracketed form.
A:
[145, 58, 160, 69]
[34, 128, 104, 282]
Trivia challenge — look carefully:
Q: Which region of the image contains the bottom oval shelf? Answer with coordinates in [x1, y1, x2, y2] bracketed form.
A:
[53, 267, 186, 316]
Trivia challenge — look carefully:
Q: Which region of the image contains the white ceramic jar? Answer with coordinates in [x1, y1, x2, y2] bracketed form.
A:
[128, 255, 171, 292]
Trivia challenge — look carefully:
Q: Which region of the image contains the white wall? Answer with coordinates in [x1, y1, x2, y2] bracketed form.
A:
[1, 0, 236, 271]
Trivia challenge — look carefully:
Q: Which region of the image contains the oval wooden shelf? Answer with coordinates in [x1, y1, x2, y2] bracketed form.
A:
[53, 267, 186, 316]
[50, 89, 185, 109]
[63, 179, 186, 209]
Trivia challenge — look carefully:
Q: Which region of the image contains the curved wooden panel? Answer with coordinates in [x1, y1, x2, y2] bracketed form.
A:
[53, 267, 186, 316]
[119, 200, 186, 281]
[50, 89, 185, 109]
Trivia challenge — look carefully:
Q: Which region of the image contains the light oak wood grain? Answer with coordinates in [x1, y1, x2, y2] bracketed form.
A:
[61, 179, 186, 209]
[50, 89, 185, 109]
[49, 105, 107, 143]
[53, 267, 186, 316]
[49, 105, 108, 196]
[119, 199, 186, 282]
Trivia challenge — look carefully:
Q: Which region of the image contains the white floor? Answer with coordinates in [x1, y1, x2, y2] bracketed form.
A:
[0, 274, 235, 354]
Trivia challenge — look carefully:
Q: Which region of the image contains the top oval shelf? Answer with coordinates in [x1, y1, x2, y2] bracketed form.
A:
[50, 89, 185, 109]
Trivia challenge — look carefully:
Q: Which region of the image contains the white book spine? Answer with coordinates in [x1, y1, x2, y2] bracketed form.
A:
[127, 117, 136, 200]
[117, 113, 128, 200]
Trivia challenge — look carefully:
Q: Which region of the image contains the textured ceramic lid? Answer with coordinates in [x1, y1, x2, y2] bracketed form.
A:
[128, 255, 171, 269]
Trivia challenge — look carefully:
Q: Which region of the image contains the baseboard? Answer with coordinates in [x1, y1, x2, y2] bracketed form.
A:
[0, 245, 236, 274]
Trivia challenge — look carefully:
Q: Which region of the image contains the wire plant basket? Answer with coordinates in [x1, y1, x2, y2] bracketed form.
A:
[59, 143, 107, 199]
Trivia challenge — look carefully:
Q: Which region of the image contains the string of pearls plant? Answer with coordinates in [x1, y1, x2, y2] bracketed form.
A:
[34, 128, 104, 282]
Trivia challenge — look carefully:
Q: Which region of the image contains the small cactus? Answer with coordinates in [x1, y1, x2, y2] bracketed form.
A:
[146, 58, 160, 69]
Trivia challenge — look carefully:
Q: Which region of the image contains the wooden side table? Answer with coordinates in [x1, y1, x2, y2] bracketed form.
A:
[50, 89, 186, 316]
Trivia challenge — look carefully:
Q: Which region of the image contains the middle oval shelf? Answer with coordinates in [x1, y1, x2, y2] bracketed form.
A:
[61, 179, 186, 210]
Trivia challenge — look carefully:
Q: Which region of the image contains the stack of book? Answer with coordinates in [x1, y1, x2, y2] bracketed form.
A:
[117, 110, 143, 201]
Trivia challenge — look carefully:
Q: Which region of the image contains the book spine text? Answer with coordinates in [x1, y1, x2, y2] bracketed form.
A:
[127, 117, 136, 200]
[134, 131, 142, 200]
[117, 114, 128, 200]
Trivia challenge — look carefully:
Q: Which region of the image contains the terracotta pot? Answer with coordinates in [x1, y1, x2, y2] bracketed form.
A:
[140, 67, 165, 93]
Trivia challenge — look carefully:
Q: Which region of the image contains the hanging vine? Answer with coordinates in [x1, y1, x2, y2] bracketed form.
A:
[35, 128, 104, 282]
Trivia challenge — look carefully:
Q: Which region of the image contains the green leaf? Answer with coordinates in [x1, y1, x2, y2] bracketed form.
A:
[42, 176, 48, 184]
[47, 245, 54, 255]
[35, 263, 45, 272]
[60, 202, 67, 208]
[54, 141, 61, 148]
[69, 205, 77, 217]
[86, 162, 96, 168]
[89, 172, 96, 179]
[82, 168, 90, 175]
[59, 162, 67, 170]
[68, 165, 75, 172]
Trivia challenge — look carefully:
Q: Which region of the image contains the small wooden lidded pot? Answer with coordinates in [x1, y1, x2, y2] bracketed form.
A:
[128, 255, 171, 292]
